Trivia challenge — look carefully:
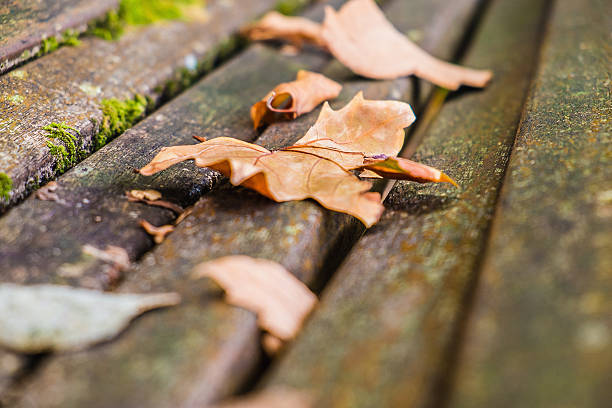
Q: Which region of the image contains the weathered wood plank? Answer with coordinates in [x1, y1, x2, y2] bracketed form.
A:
[448, 0, 612, 406]
[9, 0, 482, 406]
[0, 0, 117, 74]
[0, 0, 279, 211]
[0, 45, 328, 289]
[260, 0, 550, 406]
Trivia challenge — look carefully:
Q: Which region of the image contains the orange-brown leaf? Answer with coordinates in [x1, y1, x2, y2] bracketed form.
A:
[140, 137, 383, 226]
[140, 93, 418, 226]
[241, 11, 325, 48]
[360, 156, 458, 186]
[291, 91, 414, 169]
[321, 0, 492, 89]
[250, 70, 342, 128]
[192, 256, 317, 341]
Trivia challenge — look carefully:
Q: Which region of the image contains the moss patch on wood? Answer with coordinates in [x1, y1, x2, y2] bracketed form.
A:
[37, 30, 81, 57]
[0, 173, 12, 201]
[43, 123, 81, 174]
[94, 95, 149, 150]
[87, 0, 206, 40]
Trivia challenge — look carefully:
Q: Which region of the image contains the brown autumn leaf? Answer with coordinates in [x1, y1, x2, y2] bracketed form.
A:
[192, 256, 317, 342]
[322, 0, 492, 89]
[251, 70, 342, 128]
[140, 93, 417, 226]
[140, 136, 383, 226]
[139, 219, 174, 244]
[241, 10, 325, 48]
[359, 155, 458, 186]
[290, 92, 414, 169]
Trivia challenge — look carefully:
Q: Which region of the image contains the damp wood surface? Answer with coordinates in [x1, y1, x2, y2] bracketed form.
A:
[0, 0, 117, 73]
[448, 0, 612, 406]
[260, 0, 551, 406]
[4, 0, 484, 406]
[0, 0, 279, 212]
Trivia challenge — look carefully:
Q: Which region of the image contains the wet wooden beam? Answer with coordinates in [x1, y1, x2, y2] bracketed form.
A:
[260, 0, 550, 406]
[9, 0, 482, 406]
[448, 0, 612, 406]
[0, 0, 279, 211]
[0, 0, 117, 74]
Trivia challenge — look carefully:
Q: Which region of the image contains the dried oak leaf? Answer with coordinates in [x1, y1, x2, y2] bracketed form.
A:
[140, 93, 415, 226]
[251, 70, 342, 128]
[241, 11, 325, 48]
[192, 256, 317, 341]
[322, 0, 492, 89]
[0, 283, 180, 353]
[359, 156, 458, 186]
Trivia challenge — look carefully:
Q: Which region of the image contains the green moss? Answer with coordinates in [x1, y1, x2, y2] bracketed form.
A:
[94, 94, 148, 150]
[0, 173, 12, 201]
[88, 0, 205, 40]
[43, 122, 81, 174]
[275, 0, 309, 15]
[36, 30, 81, 57]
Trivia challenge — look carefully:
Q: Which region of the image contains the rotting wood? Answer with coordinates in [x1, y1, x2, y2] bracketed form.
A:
[448, 0, 612, 406]
[0, 0, 117, 74]
[259, 0, 550, 406]
[0, 0, 280, 212]
[8, 0, 484, 406]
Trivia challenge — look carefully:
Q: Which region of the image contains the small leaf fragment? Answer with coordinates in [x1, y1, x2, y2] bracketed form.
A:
[192, 256, 317, 341]
[359, 156, 458, 186]
[82, 244, 130, 271]
[251, 70, 342, 128]
[322, 0, 492, 89]
[212, 388, 313, 408]
[128, 189, 162, 201]
[139, 219, 175, 244]
[241, 11, 325, 48]
[35, 181, 60, 202]
[126, 191, 184, 214]
[0, 284, 180, 353]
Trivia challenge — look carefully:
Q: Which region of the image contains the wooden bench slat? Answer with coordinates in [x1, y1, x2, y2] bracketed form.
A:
[448, 0, 612, 406]
[259, 0, 550, 406]
[0, 0, 117, 74]
[0, 0, 279, 212]
[0, 45, 327, 290]
[9, 0, 483, 406]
